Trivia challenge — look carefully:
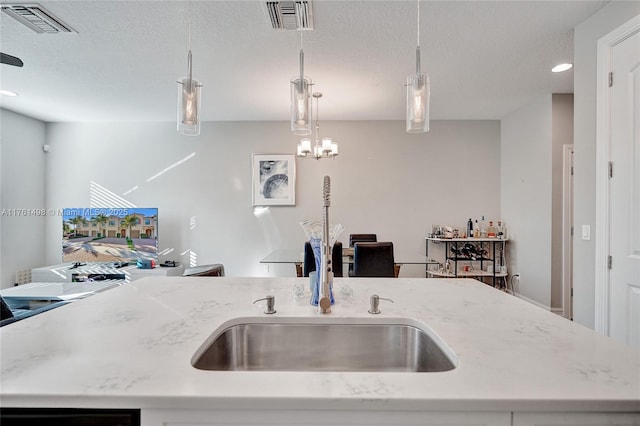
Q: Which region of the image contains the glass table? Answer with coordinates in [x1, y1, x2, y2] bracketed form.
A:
[260, 249, 438, 277]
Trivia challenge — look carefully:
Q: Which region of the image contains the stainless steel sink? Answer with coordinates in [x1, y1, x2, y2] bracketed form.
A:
[191, 317, 457, 372]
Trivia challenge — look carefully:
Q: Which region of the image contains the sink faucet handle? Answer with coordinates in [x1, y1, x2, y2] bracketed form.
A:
[253, 295, 276, 314]
[368, 294, 394, 315]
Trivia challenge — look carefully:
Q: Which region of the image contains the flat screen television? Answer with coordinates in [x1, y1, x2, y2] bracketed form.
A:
[62, 208, 158, 264]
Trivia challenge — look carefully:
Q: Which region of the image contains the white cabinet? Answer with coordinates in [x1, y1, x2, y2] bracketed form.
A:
[144, 410, 640, 426]
[512, 412, 640, 425]
[143, 409, 511, 426]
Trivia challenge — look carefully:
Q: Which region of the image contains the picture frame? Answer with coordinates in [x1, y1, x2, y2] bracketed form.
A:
[252, 154, 296, 206]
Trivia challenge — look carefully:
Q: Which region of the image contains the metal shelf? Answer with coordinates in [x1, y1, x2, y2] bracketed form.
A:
[427, 270, 508, 278]
[425, 237, 508, 288]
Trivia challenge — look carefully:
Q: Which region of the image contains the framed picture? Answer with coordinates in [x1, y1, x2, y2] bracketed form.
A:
[252, 154, 296, 206]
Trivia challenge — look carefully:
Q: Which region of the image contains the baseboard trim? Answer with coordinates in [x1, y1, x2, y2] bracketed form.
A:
[513, 292, 551, 311]
[550, 307, 564, 317]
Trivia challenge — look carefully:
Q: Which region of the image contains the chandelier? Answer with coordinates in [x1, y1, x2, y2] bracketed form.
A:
[296, 93, 338, 160]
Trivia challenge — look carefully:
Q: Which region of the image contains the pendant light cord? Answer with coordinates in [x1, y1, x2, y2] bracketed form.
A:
[299, 30, 304, 86]
[415, 0, 421, 75]
[417, 0, 420, 48]
[187, 2, 193, 86]
[188, 1, 192, 51]
[315, 95, 319, 143]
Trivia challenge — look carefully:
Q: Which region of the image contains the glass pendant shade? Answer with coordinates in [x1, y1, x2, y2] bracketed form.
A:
[177, 77, 202, 136]
[291, 76, 312, 135]
[177, 50, 202, 136]
[322, 137, 333, 153]
[406, 73, 430, 133]
[297, 138, 312, 156]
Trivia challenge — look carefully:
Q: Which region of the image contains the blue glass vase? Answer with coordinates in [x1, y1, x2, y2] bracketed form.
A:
[309, 238, 335, 306]
[309, 238, 321, 306]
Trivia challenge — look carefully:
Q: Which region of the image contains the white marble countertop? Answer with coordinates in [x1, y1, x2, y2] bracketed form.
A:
[0, 280, 123, 300]
[1, 277, 638, 412]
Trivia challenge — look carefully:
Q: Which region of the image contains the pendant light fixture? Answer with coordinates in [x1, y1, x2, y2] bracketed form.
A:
[291, 31, 312, 135]
[297, 92, 338, 160]
[177, 3, 202, 136]
[406, 0, 430, 133]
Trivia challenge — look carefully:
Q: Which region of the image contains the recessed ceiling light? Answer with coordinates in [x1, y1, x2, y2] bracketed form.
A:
[552, 63, 573, 73]
[0, 89, 18, 96]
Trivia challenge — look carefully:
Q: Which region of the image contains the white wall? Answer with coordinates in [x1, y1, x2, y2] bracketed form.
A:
[501, 95, 553, 308]
[36, 119, 500, 280]
[573, 2, 640, 328]
[0, 109, 47, 287]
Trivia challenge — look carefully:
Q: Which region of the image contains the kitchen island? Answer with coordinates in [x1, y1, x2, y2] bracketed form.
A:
[1, 277, 638, 425]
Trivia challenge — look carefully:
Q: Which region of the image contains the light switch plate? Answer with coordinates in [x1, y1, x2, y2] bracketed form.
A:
[582, 224, 591, 241]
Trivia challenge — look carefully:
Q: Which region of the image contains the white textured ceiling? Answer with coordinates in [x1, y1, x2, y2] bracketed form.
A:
[0, 0, 608, 123]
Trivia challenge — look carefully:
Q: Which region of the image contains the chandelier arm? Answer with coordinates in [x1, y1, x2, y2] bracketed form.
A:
[315, 94, 321, 157]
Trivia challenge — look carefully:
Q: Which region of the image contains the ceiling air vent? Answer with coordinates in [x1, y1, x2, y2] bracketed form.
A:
[1, 3, 76, 34]
[265, 1, 313, 31]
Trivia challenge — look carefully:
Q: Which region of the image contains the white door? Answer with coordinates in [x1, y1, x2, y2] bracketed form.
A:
[562, 145, 573, 320]
[609, 28, 640, 347]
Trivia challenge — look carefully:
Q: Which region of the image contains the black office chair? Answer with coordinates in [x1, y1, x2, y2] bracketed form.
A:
[349, 233, 377, 247]
[303, 241, 343, 278]
[353, 242, 395, 278]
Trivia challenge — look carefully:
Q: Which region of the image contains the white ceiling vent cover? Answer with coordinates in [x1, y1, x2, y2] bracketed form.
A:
[265, 1, 313, 31]
[1, 3, 76, 34]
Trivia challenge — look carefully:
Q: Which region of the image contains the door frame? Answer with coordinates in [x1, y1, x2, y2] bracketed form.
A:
[562, 144, 574, 320]
[595, 15, 640, 335]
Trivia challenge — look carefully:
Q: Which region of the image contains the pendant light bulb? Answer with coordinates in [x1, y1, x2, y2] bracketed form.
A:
[177, 6, 202, 136]
[406, 1, 430, 134]
[291, 33, 312, 135]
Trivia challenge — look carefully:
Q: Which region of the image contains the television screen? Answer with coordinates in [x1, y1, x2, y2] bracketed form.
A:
[62, 208, 158, 264]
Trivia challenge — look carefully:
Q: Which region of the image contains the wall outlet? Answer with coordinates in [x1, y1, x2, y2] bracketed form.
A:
[15, 269, 32, 285]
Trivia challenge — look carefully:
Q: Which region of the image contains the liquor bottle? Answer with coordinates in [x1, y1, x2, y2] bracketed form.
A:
[480, 216, 487, 238]
[467, 218, 473, 238]
[473, 220, 480, 238]
[497, 220, 504, 239]
[487, 221, 497, 238]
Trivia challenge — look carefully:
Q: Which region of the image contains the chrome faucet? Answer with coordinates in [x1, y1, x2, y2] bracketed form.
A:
[319, 176, 332, 314]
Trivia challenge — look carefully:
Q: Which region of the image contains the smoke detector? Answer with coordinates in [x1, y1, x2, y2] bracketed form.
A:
[265, 1, 313, 31]
[1, 3, 76, 34]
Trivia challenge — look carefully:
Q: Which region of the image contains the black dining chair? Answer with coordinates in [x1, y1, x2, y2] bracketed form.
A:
[352, 242, 395, 278]
[347, 234, 377, 276]
[348, 233, 377, 247]
[303, 241, 343, 278]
